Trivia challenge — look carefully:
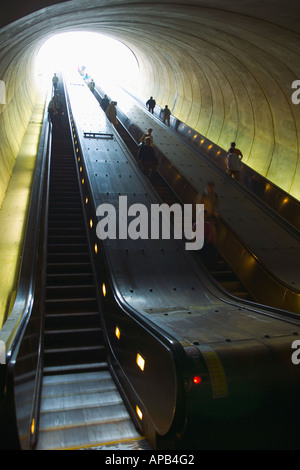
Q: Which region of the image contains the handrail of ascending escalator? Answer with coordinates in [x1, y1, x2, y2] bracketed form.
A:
[0, 87, 52, 450]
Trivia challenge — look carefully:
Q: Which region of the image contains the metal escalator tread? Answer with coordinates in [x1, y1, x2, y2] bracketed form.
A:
[37, 87, 148, 451]
[43, 114, 105, 373]
[36, 370, 143, 450]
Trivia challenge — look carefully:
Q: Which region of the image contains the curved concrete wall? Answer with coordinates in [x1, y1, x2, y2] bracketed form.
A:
[0, 0, 300, 206]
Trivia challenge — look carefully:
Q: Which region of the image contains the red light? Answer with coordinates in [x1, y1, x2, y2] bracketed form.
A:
[193, 376, 202, 384]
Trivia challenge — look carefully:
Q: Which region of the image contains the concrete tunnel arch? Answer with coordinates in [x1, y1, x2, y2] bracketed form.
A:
[0, 0, 299, 325]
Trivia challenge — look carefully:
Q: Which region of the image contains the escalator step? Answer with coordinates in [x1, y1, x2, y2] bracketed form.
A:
[43, 361, 108, 376]
[47, 273, 95, 286]
[47, 253, 90, 263]
[47, 244, 89, 254]
[43, 344, 106, 367]
[36, 370, 142, 450]
[47, 262, 93, 275]
[44, 326, 103, 347]
[47, 237, 87, 246]
[45, 311, 101, 328]
[45, 297, 98, 313]
[46, 285, 97, 299]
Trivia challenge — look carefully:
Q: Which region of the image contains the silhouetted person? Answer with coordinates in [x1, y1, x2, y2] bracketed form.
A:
[163, 105, 171, 126]
[226, 147, 242, 181]
[138, 137, 157, 176]
[88, 79, 95, 93]
[106, 101, 117, 126]
[228, 141, 243, 160]
[101, 94, 109, 112]
[200, 181, 219, 218]
[52, 73, 59, 91]
[146, 96, 156, 114]
[140, 128, 154, 146]
[48, 93, 62, 127]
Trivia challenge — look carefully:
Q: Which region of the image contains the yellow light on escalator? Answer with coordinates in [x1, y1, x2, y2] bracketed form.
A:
[82, 178, 84, 185]
[31, 418, 35, 435]
[94, 243, 98, 254]
[136, 353, 145, 371]
[115, 326, 120, 339]
[102, 283, 106, 297]
[85, 197, 88, 204]
[136, 406, 143, 420]
[208, 144, 213, 150]
[90, 219, 93, 228]
[80, 166, 83, 172]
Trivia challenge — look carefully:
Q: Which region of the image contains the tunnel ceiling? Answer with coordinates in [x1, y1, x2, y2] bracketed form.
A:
[1, 0, 300, 200]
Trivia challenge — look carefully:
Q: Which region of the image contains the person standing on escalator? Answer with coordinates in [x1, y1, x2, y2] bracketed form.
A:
[163, 105, 171, 126]
[140, 128, 154, 146]
[48, 93, 63, 128]
[138, 137, 158, 176]
[106, 101, 118, 126]
[146, 96, 156, 114]
[101, 94, 109, 112]
[52, 73, 59, 91]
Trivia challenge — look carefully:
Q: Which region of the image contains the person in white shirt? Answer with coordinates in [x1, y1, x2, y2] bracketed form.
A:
[226, 147, 242, 181]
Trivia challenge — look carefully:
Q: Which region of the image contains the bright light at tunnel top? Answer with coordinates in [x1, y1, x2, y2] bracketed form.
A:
[35, 31, 140, 92]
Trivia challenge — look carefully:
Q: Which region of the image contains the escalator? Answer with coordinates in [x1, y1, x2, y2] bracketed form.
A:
[34, 90, 147, 450]
[114, 121, 253, 302]
[86, 81, 300, 313]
